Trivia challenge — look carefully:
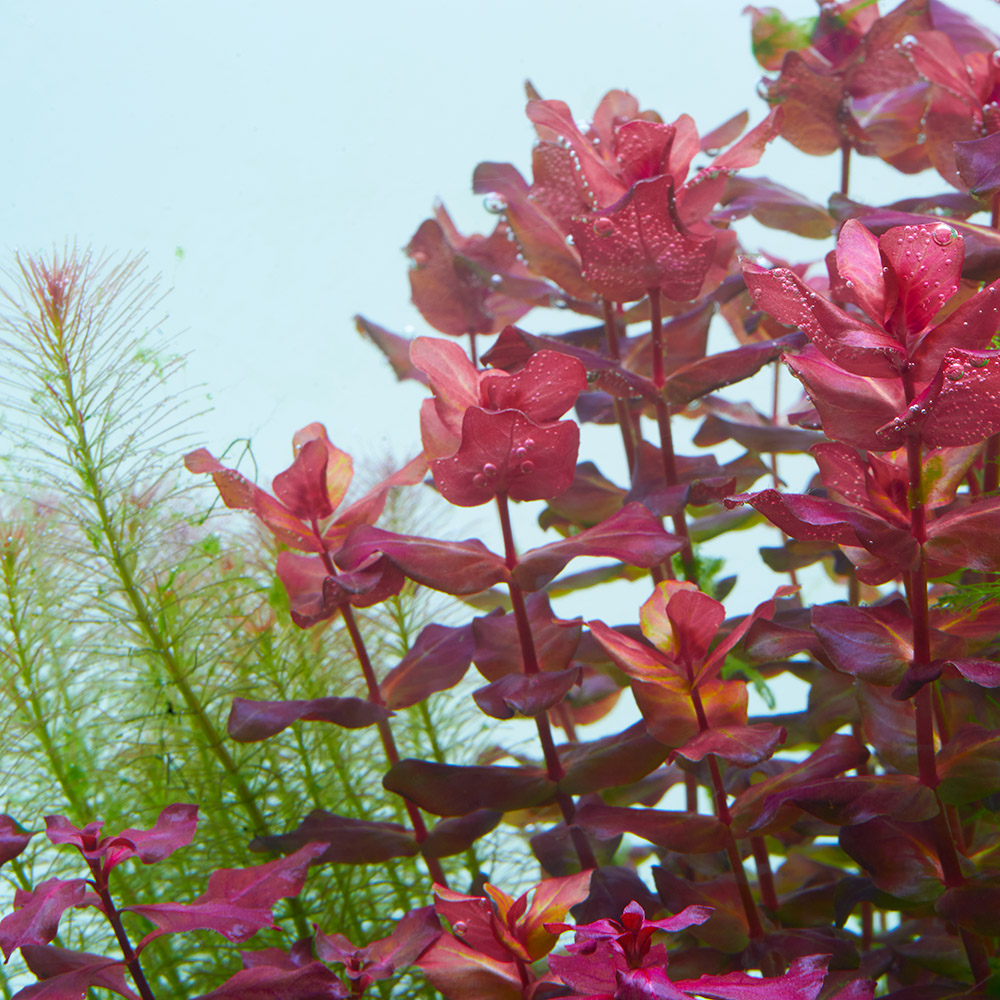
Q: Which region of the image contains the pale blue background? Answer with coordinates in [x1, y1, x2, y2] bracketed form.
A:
[3, 0, 998, 615]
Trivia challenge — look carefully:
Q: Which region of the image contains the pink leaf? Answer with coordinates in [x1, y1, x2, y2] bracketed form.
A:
[472, 667, 581, 720]
[0, 879, 89, 959]
[0, 816, 32, 867]
[118, 804, 198, 866]
[670, 724, 787, 768]
[188, 962, 348, 1000]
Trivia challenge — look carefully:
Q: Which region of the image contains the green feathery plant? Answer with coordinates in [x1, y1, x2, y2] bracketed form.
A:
[0, 248, 482, 997]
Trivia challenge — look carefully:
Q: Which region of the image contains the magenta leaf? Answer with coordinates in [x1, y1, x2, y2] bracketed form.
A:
[569, 175, 717, 302]
[0, 879, 89, 960]
[430, 407, 579, 507]
[670, 723, 787, 768]
[416, 934, 522, 1000]
[925, 496, 1000, 573]
[17, 946, 138, 1000]
[472, 667, 581, 720]
[380, 622, 475, 709]
[478, 350, 588, 423]
[126, 843, 326, 949]
[513, 503, 683, 591]
[383, 760, 557, 816]
[839, 819, 942, 900]
[0, 816, 32, 867]
[935, 881, 1000, 939]
[937, 725, 1000, 806]
[337, 525, 510, 595]
[118, 804, 198, 866]
[250, 811, 417, 864]
[354, 314, 428, 385]
[227, 696, 391, 742]
[673, 954, 829, 1000]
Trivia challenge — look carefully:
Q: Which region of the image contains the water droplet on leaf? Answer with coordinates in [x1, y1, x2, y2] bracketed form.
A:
[520, 460, 535, 475]
[473, 474, 487, 488]
[593, 217, 615, 237]
[932, 223, 958, 246]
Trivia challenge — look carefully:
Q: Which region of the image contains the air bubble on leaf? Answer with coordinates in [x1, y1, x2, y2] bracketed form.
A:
[520, 460, 535, 474]
[513, 446, 527, 460]
[483, 194, 506, 215]
[844, 279, 854, 288]
[483, 462, 498, 478]
[410, 250, 429, 266]
[489, 273, 503, 286]
[593, 217, 615, 237]
[550, 296, 568, 309]
[565, 234, 575, 246]
[944, 362, 965, 381]
[473, 474, 487, 488]
[524, 438, 534, 449]
[932, 223, 958, 246]
[453, 921, 467, 936]
[900, 33, 917, 47]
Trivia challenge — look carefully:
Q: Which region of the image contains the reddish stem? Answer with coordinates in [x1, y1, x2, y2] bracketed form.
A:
[340, 604, 448, 886]
[648, 287, 696, 581]
[602, 297, 638, 475]
[690, 687, 765, 941]
[468, 330, 478, 367]
[495, 493, 598, 870]
[750, 836, 778, 914]
[840, 141, 851, 197]
[87, 862, 158, 1000]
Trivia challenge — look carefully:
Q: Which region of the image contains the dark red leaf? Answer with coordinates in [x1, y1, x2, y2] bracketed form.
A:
[473, 667, 581, 720]
[383, 760, 556, 816]
[839, 818, 943, 900]
[251, 811, 417, 865]
[574, 804, 728, 853]
[354, 314, 428, 385]
[118, 804, 198, 867]
[558, 721, 671, 796]
[936, 725, 1000, 805]
[423, 812, 502, 859]
[380, 622, 475, 709]
[227, 697, 391, 742]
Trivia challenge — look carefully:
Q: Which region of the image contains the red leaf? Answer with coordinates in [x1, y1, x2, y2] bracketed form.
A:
[742, 261, 905, 376]
[271, 439, 334, 521]
[430, 408, 579, 507]
[671, 723, 787, 768]
[955, 131, 1000, 197]
[839, 818, 943, 900]
[17, 946, 138, 1000]
[513, 503, 683, 591]
[227, 696, 391, 742]
[569, 175, 717, 302]
[472, 593, 581, 681]
[416, 934, 522, 1000]
[380, 622, 475, 709]
[557, 721, 671, 795]
[0, 879, 89, 959]
[383, 760, 556, 816]
[337, 526, 510, 596]
[355, 314, 428, 385]
[926, 495, 1000, 572]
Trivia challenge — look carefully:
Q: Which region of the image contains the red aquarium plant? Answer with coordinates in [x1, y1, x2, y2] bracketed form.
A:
[13, 2, 1000, 998]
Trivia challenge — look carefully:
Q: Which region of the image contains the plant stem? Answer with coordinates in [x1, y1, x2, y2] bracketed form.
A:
[840, 141, 851, 197]
[689, 688, 765, 942]
[87, 862, 157, 1000]
[495, 493, 597, 870]
[602, 297, 638, 475]
[338, 602, 448, 887]
[648, 287, 696, 582]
